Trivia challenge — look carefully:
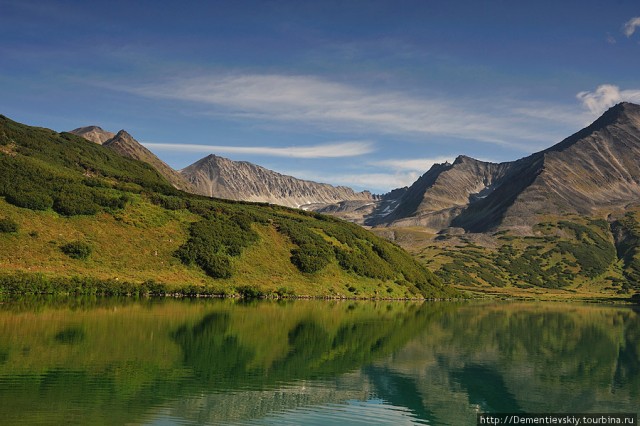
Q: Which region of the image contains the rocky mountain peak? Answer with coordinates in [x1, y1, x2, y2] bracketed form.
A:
[70, 126, 196, 193]
[69, 126, 115, 145]
[180, 153, 374, 208]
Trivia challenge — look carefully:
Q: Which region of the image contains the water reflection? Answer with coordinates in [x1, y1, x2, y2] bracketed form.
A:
[0, 299, 637, 425]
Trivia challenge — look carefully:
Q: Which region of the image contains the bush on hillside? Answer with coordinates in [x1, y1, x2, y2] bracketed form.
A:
[291, 245, 331, 273]
[4, 189, 53, 211]
[175, 216, 258, 278]
[60, 241, 93, 260]
[0, 218, 18, 233]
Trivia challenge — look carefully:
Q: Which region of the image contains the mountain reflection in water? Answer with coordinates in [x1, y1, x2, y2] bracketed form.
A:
[0, 298, 637, 425]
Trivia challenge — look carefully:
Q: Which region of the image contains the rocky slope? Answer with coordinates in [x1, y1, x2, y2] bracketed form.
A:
[180, 154, 375, 208]
[69, 126, 115, 145]
[374, 102, 640, 233]
[72, 127, 197, 193]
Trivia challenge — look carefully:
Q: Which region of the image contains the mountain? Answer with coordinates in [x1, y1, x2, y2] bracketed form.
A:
[71, 127, 197, 193]
[69, 126, 115, 144]
[311, 187, 408, 225]
[0, 114, 453, 299]
[180, 154, 375, 208]
[370, 156, 512, 230]
[376, 102, 640, 233]
[103, 130, 198, 193]
[70, 126, 378, 211]
[371, 102, 640, 297]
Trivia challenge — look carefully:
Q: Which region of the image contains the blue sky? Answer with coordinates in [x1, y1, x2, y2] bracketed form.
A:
[1, 0, 639, 193]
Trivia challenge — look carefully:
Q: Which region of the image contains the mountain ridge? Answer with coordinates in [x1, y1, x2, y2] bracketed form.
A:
[368, 102, 640, 233]
[71, 128, 198, 193]
[1, 114, 453, 299]
[180, 153, 376, 208]
[69, 126, 115, 145]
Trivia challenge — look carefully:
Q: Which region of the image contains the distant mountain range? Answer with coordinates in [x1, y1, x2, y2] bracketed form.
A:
[372, 102, 640, 232]
[180, 154, 375, 209]
[3, 115, 450, 298]
[71, 102, 640, 234]
[320, 102, 640, 233]
[70, 127, 374, 209]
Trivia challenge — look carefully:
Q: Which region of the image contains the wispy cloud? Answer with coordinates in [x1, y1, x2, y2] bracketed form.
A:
[576, 84, 640, 115]
[121, 73, 580, 151]
[280, 169, 422, 193]
[370, 156, 455, 172]
[623, 17, 640, 37]
[142, 140, 374, 159]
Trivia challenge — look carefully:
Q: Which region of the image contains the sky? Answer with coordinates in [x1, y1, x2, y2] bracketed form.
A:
[1, 0, 640, 193]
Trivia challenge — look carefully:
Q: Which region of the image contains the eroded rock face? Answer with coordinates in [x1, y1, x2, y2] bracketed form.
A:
[69, 102, 640, 232]
[180, 154, 375, 208]
[71, 127, 197, 193]
[69, 126, 115, 145]
[373, 102, 640, 233]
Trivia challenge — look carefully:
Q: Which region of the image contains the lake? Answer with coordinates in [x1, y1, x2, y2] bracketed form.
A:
[0, 298, 637, 425]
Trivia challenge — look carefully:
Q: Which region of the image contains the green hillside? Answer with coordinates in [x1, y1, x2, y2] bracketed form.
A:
[0, 115, 456, 299]
[389, 214, 640, 299]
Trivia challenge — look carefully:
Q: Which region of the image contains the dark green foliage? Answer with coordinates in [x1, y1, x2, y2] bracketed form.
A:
[236, 285, 266, 298]
[437, 219, 619, 289]
[175, 216, 258, 278]
[0, 115, 174, 216]
[611, 213, 640, 290]
[60, 241, 93, 260]
[276, 220, 333, 274]
[0, 272, 231, 297]
[0, 114, 454, 297]
[198, 252, 232, 279]
[0, 218, 18, 233]
[150, 194, 188, 211]
[291, 245, 331, 273]
[555, 221, 616, 278]
[273, 214, 448, 296]
[4, 189, 54, 210]
[54, 187, 100, 216]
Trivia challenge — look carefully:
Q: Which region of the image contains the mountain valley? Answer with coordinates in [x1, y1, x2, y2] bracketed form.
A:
[7, 103, 640, 299]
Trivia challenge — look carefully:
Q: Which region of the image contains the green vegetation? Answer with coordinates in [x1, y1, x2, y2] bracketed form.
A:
[0, 114, 455, 299]
[60, 241, 93, 260]
[0, 299, 636, 424]
[402, 216, 635, 296]
[0, 217, 18, 233]
[611, 210, 640, 290]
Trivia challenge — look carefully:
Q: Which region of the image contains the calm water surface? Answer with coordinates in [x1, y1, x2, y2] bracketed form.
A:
[0, 298, 637, 425]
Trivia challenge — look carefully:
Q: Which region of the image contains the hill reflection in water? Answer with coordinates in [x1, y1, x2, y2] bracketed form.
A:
[0, 298, 637, 425]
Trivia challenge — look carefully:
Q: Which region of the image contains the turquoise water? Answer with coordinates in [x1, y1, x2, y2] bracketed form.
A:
[0, 298, 637, 425]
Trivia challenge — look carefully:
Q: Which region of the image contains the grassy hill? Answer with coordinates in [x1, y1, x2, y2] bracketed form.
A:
[0, 115, 456, 299]
[379, 213, 640, 300]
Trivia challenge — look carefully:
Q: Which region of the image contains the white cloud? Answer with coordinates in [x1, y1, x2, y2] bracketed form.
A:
[623, 17, 640, 37]
[123, 73, 577, 151]
[576, 84, 640, 115]
[142, 140, 374, 159]
[281, 169, 421, 193]
[370, 156, 455, 172]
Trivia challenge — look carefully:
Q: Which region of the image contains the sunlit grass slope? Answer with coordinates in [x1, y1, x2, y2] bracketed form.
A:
[0, 115, 456, 298]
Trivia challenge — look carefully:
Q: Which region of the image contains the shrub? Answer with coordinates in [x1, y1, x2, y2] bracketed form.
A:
[53, 187, 99, 216]
[4, 189, 53, 210]
[60, 241, 93, 260]
[0, 218, 18, 233]
[237, 285, 265, 298]
[197, 252, 232, 279]
[291, 245, 332, 273]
